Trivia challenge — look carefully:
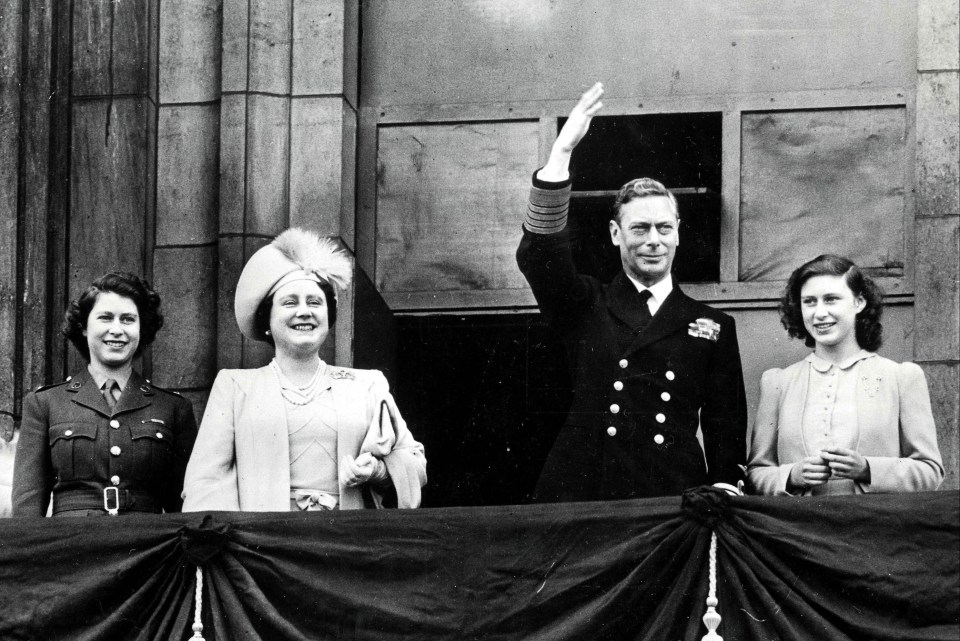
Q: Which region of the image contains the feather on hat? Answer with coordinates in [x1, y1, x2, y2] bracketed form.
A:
[234, 228, 353, 342]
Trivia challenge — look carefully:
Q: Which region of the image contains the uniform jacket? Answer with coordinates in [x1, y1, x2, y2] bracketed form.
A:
[181, 365, 427, 512]
[746, 354, 944, 495]
[12, 369, 198, 516]
[517, 180, 747, 502]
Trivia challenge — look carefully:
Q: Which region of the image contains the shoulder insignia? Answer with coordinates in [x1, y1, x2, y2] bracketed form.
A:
[34, 379, 73, 394]
[329, 368, 355, 380]
[145, 381, 183, 397]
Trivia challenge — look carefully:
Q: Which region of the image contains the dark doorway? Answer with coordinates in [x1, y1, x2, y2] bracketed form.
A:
[394, 314, 571, 507]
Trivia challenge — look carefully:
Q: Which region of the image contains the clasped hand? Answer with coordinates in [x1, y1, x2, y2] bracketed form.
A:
[340, 452, 380, 488]
[790, 447, 870, 489]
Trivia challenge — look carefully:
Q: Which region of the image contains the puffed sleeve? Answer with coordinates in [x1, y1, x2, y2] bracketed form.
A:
[865, 362, 944, 492]
[181, 371, 241, 511]
[371, 372, 427, 508]
[11, 392, 53, 517]
[746, 368, 794, 495]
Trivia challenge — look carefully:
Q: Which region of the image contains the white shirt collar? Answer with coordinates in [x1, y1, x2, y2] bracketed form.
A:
[87, 365, 131, 393]
[805, 349, 875, 373]
[625, 273, 673, 313]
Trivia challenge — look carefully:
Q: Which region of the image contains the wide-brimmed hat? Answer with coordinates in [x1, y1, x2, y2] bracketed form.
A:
[234, 228, 352, 341]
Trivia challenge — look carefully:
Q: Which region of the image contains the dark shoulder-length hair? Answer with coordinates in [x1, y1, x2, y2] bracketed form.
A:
[62, 271, 164, 361]
[780, 254, 884, 351]
[252, 279, 338, 347]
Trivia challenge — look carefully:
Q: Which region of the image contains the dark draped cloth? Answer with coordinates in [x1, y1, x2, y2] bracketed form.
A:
[0, 490, 956, 640]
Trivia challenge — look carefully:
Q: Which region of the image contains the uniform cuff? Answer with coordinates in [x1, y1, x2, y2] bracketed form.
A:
[525, 170, 572, 235]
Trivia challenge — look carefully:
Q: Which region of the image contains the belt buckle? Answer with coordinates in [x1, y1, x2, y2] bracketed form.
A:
[103, 486, 120, 516]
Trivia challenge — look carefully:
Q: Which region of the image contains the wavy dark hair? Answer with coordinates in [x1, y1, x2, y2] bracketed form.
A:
[253, 279, 338, 346]
[780, 254, 884, 351]
[62, 272, 164, 361]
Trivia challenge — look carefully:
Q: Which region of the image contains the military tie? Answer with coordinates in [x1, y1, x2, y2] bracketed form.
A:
[636, 289, 653, 332]
[102, 379, 120, 410]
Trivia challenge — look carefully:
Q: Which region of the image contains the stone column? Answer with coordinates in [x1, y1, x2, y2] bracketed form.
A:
[914, 0, 960, 489]
[148, 1, 222, 417]
[218, 0, 359, 372]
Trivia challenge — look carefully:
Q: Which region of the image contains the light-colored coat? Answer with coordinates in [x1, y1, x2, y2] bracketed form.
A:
[747, 354, 944, 495]
[182, 366, 426, 511]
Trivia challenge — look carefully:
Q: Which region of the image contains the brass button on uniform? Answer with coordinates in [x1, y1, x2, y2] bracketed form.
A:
[110, 476, 120, 485]
[607, 426, 617, 437]
[64, 429, 73, 436]
[619, 359, 628, 369]
[110, 446, 121, 456]
[661, 392, 671, 402]
[610, 404, 620, 414]
[665, 370, 675, 381]
[109, 419, 120, 429]
[156, 432, 164, 439]
[613, 381, 624, 391]
[654, 434, 665, 445]
[655, 413, 666, 423]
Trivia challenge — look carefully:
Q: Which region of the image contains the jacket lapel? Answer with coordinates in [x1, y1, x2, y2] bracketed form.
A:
[622, 286, 699, 355]
[112, 371, 152, 416]
[244, 366, 291, 510]
[69, 369, 111, 417]
[605, 273, 650, 331]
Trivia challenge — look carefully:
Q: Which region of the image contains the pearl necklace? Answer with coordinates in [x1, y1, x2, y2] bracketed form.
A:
[270, 359, 327, 406]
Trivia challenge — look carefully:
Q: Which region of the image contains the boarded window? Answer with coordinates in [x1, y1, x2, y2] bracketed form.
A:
[375, 121, 539, 296]
[739, 107, 907, 281]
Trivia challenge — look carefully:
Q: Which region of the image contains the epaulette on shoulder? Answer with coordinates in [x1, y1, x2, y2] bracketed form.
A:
[142, 379, 184, 397]
[33, 379, 72, 394]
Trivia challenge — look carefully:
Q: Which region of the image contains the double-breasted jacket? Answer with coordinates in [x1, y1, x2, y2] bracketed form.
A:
[517, 179, 747, 501]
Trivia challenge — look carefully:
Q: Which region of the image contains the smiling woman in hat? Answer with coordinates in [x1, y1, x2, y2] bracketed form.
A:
[746, 255, 943, 496]
[12, 272, 198, 517]
[181, 228, 426, 512]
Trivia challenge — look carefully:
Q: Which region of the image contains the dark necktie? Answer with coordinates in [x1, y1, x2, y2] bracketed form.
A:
[636, 289, 653, 331]
[102, 379, 120, 410]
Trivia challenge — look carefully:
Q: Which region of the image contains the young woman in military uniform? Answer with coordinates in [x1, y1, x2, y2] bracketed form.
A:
[12, 272, 198, 516]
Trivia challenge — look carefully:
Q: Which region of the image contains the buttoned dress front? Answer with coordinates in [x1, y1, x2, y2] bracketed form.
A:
[747, 352, 944, 495]
[12, 369, 198, 516]
[517, 177, 748, 501]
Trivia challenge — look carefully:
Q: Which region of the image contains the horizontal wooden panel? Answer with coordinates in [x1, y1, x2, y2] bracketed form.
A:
[739, 107, 908, 281]
[362, 0, 914, 108]
[375, 121, 538, 295]
[382, 278, 912, 313]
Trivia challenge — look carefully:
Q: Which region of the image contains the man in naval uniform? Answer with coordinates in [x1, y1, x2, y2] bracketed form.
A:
[517, 82, 747, 502]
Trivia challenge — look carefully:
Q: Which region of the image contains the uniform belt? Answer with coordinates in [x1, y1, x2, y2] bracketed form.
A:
[53, 488, 162, 515]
